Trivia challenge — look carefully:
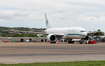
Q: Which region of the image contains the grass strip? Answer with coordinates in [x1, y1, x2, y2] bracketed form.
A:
[0, 61, 105, 66]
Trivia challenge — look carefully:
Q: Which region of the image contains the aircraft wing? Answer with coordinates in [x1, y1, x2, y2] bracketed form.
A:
[19, 31, 64, 39]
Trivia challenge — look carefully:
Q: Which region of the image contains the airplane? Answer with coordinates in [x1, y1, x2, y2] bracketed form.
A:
[44, 14, 88, 43]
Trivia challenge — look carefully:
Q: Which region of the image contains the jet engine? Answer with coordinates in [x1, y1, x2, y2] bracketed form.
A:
[46, 34, 57, 43]
[84, 36, 89, 40]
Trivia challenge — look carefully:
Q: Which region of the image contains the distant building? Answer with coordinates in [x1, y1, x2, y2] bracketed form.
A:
[0, 37, 46, 42]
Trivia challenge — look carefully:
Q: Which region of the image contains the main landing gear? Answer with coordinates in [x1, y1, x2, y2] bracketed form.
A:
[68, 39, 74, 43]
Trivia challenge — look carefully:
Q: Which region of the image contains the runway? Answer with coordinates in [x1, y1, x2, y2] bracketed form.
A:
[0, 42, 105, 64]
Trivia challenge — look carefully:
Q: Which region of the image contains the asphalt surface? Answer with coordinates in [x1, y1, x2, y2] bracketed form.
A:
[0, 42, 105, 64]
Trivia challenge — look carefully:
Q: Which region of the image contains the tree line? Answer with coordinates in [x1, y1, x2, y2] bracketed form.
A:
[2, 34, 38, 37]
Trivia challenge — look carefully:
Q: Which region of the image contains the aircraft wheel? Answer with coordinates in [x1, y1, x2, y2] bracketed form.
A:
[68, 41, 74, 43]
[80, 41, 82, 44]
[50, 42, 56, 43]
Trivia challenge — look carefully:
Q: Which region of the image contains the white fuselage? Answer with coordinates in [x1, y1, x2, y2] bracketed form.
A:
[45, 27, 87, 39]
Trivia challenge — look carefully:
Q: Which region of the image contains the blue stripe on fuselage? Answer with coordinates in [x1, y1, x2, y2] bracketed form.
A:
[68, 34, 86, 36]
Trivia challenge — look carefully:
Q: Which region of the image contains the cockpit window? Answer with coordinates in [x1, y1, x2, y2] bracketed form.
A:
[80, 30, 86, 32]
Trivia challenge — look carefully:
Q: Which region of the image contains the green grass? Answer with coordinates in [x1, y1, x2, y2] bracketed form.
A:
[0, 61, 105, 66]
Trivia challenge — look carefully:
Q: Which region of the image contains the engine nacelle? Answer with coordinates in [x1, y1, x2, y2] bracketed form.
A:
[46, 34, 57, 42]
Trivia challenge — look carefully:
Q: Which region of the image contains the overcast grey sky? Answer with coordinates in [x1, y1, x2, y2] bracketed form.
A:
[0, 0, 105, 31]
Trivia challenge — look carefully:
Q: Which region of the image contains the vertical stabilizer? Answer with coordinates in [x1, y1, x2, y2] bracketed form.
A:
[45, 14, 51, 29]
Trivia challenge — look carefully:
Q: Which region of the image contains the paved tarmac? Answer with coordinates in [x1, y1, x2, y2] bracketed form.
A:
[0, 42, 105, 64]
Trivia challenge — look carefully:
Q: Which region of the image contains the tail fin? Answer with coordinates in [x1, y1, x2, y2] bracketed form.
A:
[45, 14, 51, 29]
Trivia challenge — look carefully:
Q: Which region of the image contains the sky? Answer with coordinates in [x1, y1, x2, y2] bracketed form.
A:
[0, 0, 105, 32]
